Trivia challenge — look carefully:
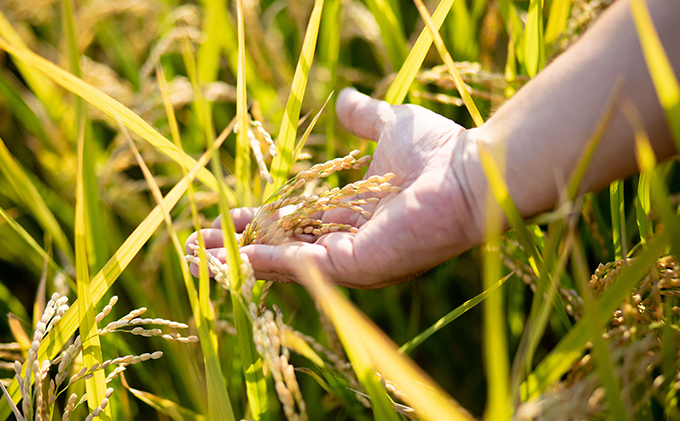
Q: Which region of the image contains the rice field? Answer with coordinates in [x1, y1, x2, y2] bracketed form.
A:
[0, 0, 679, 419]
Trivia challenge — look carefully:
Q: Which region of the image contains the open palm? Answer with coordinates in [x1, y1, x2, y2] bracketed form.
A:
[186, 88, 483, 288]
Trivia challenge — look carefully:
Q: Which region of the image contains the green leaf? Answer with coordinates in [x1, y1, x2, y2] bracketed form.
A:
[264, 0, 325, 198]
[0, 35, 233, 202]
[0, 136, 73, 262]
[523, 237, 666, 399]
[413, 0, 484, 127]
[0, 130, 228, 420]
[303, 262, 475, 421]
[630, 0, 680, 151]
[364, 0, 409, 69]
[544, 0, 571, 45]
[399, 273, 511, 354]
[385, 0, 455, 105]
[524, 0, 545, 78]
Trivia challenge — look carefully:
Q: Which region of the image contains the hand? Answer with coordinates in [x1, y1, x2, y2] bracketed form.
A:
[186, 88, 484, 288]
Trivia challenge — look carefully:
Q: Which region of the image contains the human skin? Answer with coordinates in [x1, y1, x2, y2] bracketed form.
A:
[186, 0, 680, 288]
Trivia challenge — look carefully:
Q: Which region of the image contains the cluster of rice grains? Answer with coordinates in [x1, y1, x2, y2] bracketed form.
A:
[0, 293, 196, 421]
[240, 150, 400, 246]
[515, 255, 680, 420]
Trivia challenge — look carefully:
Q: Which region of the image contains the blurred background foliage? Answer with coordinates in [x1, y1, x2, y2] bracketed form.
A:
[0, 0, 678, 419]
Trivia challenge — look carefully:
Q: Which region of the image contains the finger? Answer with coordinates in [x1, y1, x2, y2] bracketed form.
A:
[184, 229, 239, 254]
[213, 208, 259, 231]
[336, 87, 396, 142]
[241, 233, 369, 287]
[188, 247, 226, 278]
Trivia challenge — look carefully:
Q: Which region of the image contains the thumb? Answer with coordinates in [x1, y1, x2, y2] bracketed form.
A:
[336, 87, 396, 142]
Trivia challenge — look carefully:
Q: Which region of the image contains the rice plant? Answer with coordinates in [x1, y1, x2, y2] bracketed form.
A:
[0, 0, 679, 419]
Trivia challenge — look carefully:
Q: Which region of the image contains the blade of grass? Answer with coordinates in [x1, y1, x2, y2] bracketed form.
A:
[63, 0, 109, 411]
[630, 0, 680, 151]
[125, 385, 207, 421]
[156, 63, 235, 420]
[385, 0, 455, 105]
[0, 9, 65, 124]
[0, 206, 73, 286]
[625, 98, 680, 411]
[478, 144, 541, 271]
[74, 84, 109, 421]
[319, 0, 343, 185]
[522, 236, 666, 399]
[570, 230, 628, 420]
[121, 123, 236, 421]
[636, 173, 651, 244]
[628, 103, 680, 262]
[0, 35, 232, 200]
[197, 0, 224, 85]
[0, 276, 29, 322]
[294, 92, 333, 161]
[544, 0, 571, 45]
[364, 0, 409, 69]
[413, 0, 484, 127]
[302, 260, 475, 421]
[399, 273, 511, 354]
[184, 9, 270, 414]
[235, 0, 252, 206]
[0, 136, 73, 262]
[481, 141, 510, 420]
[0, 71, 51, 146]
[61, 0, 107, 273]
[511, 80, 622, 398]
[0, 124, 231, 420]
[566, 77, 624, 199]
[264, 0, 325, 198]
[524, 0, 545, 78]
[610, 179, 626, 260]
[504, 20, 517, 98]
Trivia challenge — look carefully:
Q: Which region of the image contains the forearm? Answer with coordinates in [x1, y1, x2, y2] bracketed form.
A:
[465, 0, 679, 221]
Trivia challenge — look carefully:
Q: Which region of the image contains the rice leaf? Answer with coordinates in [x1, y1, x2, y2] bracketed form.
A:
[0, 136, 73, 262]
[125, 385, 207, 421]
[385, 0, 455, 105]
[303, 261, 476, 421]
[156, 62, 237, 421]
[264, 0, 325, 198]
[0, 206, 72, 287]
[524, 0, 545, 78]
[570, 233, 628, 421]
[319, 0, 343, 185]
[0, 35, 232, 200]
[523, 237, 666, 399]
[0, 9, 65, 123]
[294, 92, 333, 162]
[610, 180, 625, 260]
[630, 111, 680, 261]
[0, 126, 230, 420]
[399, 273, 511, 354]
[566, 78, 624, 199]
[630, 0, 680, 151]
[412, 0, 484, 127]
[74, 67, 109, 421]
[0, 71, 50, 146]
[122, 121, 236, 421]
[544, 0, 571, 45]
[478, 144, 541, 271]
[235, 0, 252, 206]
[482, 150, 510, 419]
[364, 0, 408, 69]
[59, 0, 109, 413]
[0, 277, 29, 322]
[197, 0, 224, 84]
